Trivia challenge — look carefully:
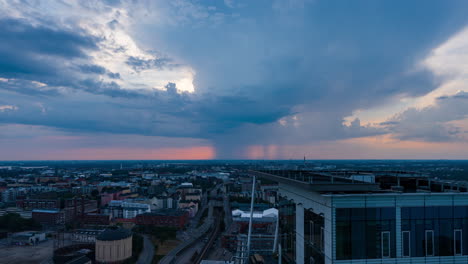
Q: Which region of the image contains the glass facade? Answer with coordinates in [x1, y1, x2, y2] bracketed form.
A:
[401, 206, 468, 257]
[305, 209, 325, 264]
[402, 230, 410, 257]
[336, 207, 396, 260]
[279, 198, 296, 263]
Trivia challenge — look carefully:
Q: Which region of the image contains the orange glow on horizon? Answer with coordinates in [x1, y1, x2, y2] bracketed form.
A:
[21, 146, 216, 160]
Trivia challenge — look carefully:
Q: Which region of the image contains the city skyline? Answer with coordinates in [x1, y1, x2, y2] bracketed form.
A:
[2, 0, 468, 160]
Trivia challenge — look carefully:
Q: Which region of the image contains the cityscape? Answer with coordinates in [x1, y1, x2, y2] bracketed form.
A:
[2, 0, 468, 264]
[0, 160, 467, 264]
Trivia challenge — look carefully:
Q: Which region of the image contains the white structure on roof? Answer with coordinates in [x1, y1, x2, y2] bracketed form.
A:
[232, 208, 278, 219]
[180, 182, 193, 187]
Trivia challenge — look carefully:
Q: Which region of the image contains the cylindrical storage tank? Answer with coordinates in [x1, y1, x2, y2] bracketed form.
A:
[95, 228, 132, 263]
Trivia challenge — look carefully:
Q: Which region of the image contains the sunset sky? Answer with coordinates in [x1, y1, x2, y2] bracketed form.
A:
[1, 0, 468, 160]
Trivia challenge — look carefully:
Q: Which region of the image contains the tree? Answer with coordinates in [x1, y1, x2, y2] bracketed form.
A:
[0, 213, 41, 232]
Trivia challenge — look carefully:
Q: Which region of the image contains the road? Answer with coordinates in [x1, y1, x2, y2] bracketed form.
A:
[193, 212, 221, 264]
[159, 185, 223, 264]
[172, 240, 204, 264]
[137, 235, 154, 264]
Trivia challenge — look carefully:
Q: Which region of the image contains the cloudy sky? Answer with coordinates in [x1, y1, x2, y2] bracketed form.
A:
[1, 0, 468, 160]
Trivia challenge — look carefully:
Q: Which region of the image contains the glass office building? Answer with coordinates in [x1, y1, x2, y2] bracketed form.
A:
[252, 170, 468, 264]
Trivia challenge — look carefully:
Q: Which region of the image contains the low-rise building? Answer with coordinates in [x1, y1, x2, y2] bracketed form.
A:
[135, 209, 189, 229]
[32, 209, 65, 226]
[11, 231, 46, 245]
[82, 213, 111, 226]
[101, 200, 150, 219]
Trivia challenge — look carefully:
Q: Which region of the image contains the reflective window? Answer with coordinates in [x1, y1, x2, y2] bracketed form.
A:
[381, 231, 390, 258]
[336, 207, 396, 260]
[455, 229, 462, 256]
[310, 221, 314, 244]
[426, 230, 434, 256]
[320, 227, 324, 251]
[401, 206, 468, 257]
[402, 231, 410, 257]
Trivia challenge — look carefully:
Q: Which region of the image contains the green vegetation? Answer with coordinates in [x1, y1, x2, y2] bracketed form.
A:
[197, 209, 208, 228]
[132, 226, 177, 245]
[123, 233, 144, 264]
[152, 254, 165, 263]
[192, 177, 219, 192]
[0, 213, 41, 232]
[219, 211, 226, 232]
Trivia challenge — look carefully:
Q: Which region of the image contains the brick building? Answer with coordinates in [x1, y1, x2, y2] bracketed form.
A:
[32, 209, 65, 226]
[16, 199, 60, 210]
[135, 209, 189, 229]
[82, 213, 111, 226]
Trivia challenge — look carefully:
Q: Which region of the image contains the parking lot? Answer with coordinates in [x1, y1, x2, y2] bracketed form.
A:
[0, 239, 53, 264]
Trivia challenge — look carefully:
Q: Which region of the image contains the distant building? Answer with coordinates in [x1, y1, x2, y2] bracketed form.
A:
[0, 207, 32, 219]
[11, 231, 46, 245]
[101, 200, 150, 219]
[223, 208, 278, 256]
[16, 199, 60, 210]
[152, 195, 179, 210]
[135, 209, 189, 229]
[176, 183, 202, 201]
[82, 213, 111, 226]
[32, 209, 64, 226]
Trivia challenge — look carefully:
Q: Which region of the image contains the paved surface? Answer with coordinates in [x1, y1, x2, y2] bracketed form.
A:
[137, 235, 154, 264]
[159, 186, 222, 264]
[173, 240, 204, 264]
[0, 239, 53, 264]
[206, 237, 232, 261]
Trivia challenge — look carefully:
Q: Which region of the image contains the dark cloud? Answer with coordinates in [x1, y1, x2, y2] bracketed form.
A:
[2, 1, 468, 158]
[0, 17, 100, 90]
[78, 64, 107, 75]
[107, 72, 121, 79]
[146, 0, 468, 157]
[0, 18, 97, 58]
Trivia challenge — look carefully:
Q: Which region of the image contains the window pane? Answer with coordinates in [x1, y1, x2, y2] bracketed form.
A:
[455, 230, 462, 255]
[382, 231, 390, 258]
[310, 221, 314, 244]
[426, 230, 434, 256]
[320, 227, 324, 251]
[402, 231, 410, 257]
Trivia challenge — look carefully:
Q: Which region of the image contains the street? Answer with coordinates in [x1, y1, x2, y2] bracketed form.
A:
[137, 235, 154, 264]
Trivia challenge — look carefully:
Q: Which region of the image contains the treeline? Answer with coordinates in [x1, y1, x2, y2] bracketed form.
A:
[0, 213, 41, 232]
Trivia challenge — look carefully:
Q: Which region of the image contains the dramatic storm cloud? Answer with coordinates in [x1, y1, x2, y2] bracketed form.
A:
[1, 0, 468, 159]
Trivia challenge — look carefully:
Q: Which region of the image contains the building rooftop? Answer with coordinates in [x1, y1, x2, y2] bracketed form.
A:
[250, 169, 468, 194]
[96, 228, 132, 241]
[232, 208, 278, 219]
[32, 209, 60, 213]
[140, 209, 187, 217]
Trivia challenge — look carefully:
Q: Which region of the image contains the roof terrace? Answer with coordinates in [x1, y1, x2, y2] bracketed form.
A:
[249, 169, 468, 194]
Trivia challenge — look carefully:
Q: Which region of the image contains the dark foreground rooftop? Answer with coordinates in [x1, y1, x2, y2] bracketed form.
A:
[250, 169, 468, 194]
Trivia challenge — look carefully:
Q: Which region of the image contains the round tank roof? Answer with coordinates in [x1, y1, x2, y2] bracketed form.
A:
[96, 228, 132, 241]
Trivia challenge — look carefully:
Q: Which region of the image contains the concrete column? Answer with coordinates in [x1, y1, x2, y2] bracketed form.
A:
[396, 207, 402, 258]
[296, 203, 305, 264]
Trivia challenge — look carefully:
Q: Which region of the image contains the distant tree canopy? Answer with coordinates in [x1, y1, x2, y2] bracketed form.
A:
[91, 189, 99, 197]
[192, 177, 219, 192]
[123, 233, 144, 264]
[133, 225, 177, 244]
[0, 213, 41, 232]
